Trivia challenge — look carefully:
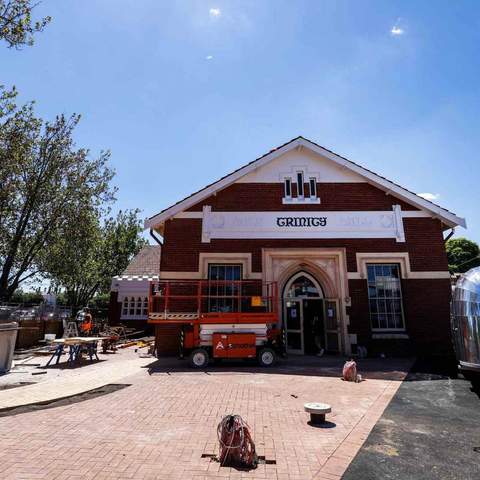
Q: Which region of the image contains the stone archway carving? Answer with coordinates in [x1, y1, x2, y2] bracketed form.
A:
[276, 259, 337, 299]
[262, 248, 351, 354]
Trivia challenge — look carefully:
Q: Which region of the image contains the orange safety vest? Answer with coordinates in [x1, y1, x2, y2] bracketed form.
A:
[80, 313, 93, 333]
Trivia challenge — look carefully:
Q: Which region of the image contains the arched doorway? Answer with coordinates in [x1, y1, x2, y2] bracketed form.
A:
[283, 272, 325, 355]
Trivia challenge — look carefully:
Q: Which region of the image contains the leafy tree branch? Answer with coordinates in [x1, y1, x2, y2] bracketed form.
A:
[446, 237, 480, 274]
[0, 0, 50, 48]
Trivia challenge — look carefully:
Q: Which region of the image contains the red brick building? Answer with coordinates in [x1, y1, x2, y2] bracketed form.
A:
[145, 137, 465, 357]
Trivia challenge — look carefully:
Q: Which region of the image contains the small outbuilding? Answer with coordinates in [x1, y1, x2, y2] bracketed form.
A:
[108, 245, 161, 328]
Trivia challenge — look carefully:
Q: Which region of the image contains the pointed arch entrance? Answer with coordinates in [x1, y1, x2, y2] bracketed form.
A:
[263, 248, 348, 354]
[284, 272, 324, 300]
[282, 271, 340, 355]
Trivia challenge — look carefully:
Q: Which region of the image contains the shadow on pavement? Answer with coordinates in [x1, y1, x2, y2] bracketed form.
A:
[43, 358, 107, 370]
[403, 355, 459, 381]
[0, 383, 130, 418]
[307, 420, 336, 429]
[144, 355, 412, 381]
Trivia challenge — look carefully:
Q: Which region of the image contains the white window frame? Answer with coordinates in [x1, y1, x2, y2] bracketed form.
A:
[296, 171, 304, 198]
[367, 263, 406, 332]
[120, 295, 149, 320]
[135, 297, 142, 316]
[309, 177, 317, 199]
[284, 177, 292, 199]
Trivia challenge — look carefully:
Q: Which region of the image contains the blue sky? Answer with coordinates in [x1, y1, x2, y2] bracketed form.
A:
[2, 0, 479, 242]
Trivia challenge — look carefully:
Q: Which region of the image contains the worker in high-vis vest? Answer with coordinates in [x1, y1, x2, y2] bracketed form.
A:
[80, 307, 93, 335]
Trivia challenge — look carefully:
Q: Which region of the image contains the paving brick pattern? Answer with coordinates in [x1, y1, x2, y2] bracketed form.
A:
[0, 358, 409, 480]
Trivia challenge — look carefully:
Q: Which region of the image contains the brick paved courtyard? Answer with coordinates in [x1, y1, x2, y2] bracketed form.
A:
[0, 356, 411, 480]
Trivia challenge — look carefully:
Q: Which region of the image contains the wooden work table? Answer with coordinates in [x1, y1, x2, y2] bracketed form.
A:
[47, 337, 107, 366]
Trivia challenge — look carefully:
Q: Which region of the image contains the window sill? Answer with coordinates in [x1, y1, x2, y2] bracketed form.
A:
[372, 332, 409, 340]
[282, 197, 321, 204]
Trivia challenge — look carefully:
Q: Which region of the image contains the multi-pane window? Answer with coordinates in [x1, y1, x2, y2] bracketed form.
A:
[121, 296, 148, 318]
[208, 264, 242, 313]
[367, 264, 405, 330]
[129, 297, 135, 315]
[135, 297, 142, 315]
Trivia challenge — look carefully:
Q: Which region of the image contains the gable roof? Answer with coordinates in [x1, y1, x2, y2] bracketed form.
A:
[122, 245, 161, 277]
[145, 136, 466, 230]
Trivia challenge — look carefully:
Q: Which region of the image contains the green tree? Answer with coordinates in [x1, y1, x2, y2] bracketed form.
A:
[446, 237, 480, 274]
[0, 86, 115, 300]
[0, 0, 50, 48]
[45, 209, 147, 309]
[10, 288, 43, 304]
[98, 210, 149, 294]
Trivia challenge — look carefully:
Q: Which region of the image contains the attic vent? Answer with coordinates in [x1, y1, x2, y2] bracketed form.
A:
[282, 169, 320, 204]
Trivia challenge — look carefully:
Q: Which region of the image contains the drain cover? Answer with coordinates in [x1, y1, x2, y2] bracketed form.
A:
[258, 456, 277, 465]
[201, 453, 276, 465]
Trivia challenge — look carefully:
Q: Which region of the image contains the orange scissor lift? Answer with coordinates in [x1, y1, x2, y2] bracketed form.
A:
[148, 280, 284, 368]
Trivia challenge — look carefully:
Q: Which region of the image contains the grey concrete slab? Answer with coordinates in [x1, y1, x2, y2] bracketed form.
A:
[343, 358, 480, 480]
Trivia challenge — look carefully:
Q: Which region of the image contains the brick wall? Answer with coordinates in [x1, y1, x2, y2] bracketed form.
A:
[161, 182, 447, 273]
[186, 183, 419, 212]
[403, 278, 453, 355]
[155, 324, 182, 356]
[348, 278, 453, 356]
[403, 218, 449, 271]
[160, 217, 448, 273]
[348, 279, 370, 345]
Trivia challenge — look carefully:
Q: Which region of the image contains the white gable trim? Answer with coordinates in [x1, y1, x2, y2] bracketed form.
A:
[145, 138, 304, 229]
[304, 140, 465, 228]
[145, 137, 465, 229]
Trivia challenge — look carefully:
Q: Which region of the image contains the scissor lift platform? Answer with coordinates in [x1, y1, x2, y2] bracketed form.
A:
[148, 280, 282, 367]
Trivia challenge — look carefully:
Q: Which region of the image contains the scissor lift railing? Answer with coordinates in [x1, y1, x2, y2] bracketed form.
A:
[148, 280, 278, 326]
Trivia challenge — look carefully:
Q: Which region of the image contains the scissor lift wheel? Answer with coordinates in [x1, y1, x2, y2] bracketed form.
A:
[189, 348, 209, 368]
[258, 347, 276, 367]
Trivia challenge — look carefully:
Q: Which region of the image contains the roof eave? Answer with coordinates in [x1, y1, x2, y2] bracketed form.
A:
[144, 137, 304, 229]
[297, 139, 466, 229]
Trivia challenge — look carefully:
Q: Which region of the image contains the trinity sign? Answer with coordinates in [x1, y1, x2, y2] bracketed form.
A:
[276, 217, 327, 227]
[201, 205, 405, 243]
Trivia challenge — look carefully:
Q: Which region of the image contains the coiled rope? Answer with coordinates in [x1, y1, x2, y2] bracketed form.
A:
[217, 414, 258, 469]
